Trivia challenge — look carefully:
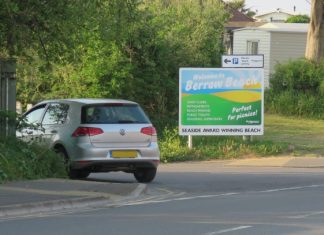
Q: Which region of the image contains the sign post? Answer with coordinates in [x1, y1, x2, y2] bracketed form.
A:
[188, 135, 193, 149]
[179, 68, 264, 138]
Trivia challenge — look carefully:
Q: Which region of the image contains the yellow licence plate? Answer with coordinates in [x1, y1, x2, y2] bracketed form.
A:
[111, 151, 137, 158]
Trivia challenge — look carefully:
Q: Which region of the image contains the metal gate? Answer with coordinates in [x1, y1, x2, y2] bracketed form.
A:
[0, 59, 16, 137]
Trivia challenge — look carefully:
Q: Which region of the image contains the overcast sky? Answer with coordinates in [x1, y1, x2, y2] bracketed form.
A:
[243, 0, 311, 15]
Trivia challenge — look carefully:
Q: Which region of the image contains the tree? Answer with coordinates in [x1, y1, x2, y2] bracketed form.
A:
[226, 0, 256, 18]
[305, 0, 324, 62]
[8, 0, 228, 123]
[286, 15, 310, 23]
[0, 0, 107, 104]
[0, 0, 75, 58]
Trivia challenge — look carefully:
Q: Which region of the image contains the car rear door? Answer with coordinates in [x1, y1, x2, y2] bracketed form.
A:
[41, 103, 69, 147]
[16, 104, 47, 143]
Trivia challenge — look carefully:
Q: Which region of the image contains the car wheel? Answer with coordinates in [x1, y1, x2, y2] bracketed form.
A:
[134, 167, 157, 183]
[68, 169, 90, 179]
[54, 146, 69, 168]
[54, 146, 90, 179]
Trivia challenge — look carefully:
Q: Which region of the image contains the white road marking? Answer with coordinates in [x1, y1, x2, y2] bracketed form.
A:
[119, 192, 239, 206]
[260, 186, 305, 193]
[203, 226, 252, 235]
[288, 211, 324, 219]
[259, 184, 324, 193]
[170, 193, 239, 201]
[118, 184, 324, 207]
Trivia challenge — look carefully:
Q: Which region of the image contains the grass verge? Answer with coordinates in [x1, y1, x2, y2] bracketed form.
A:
[0, 137, 67, 183]
[159, 126, 287, 163]
[159, 114, 324, 163]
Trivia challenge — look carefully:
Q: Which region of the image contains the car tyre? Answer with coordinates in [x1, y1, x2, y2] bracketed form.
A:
[68, 169, 90, 179]
[134, 167, 157, 183]
[54, 146, 69, 168]
[55, 146, 90, 179]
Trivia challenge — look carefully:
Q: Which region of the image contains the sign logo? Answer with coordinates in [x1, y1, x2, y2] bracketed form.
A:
[233, 58, 239, 64]
[119, 129, 126, 136]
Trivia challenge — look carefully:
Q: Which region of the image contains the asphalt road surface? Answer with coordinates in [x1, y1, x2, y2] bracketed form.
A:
[1, 162, 324, 235]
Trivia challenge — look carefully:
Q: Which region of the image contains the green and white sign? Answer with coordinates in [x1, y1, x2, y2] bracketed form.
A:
[179, 68, 264, 136]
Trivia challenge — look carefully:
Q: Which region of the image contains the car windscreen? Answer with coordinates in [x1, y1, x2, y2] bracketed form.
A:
[81, 103, 150, 124]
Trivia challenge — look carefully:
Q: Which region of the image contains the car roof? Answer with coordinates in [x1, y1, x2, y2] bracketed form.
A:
[37, 98, 138, 105]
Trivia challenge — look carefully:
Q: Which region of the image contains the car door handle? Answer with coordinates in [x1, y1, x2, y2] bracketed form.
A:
[51, 130, 58, 134]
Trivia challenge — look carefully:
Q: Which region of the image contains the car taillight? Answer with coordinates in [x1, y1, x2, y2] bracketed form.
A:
[72, 127, 104, 137]
[140, 126, 157, 136]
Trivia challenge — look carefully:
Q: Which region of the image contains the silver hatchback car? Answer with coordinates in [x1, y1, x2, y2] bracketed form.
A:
[16, 99, 160, 182]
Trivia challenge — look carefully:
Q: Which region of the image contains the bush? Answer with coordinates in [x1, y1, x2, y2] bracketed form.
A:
[266, 59, 324, 118]
[285, 15, 310, 23]
[270, 59, 323, 93]
[0, 137, 67, 183]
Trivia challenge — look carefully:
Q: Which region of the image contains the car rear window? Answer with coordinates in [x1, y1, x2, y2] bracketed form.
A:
[81, 103, 150, 124]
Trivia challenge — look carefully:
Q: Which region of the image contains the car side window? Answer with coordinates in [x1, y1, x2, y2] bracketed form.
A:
[42, 103, 69, 125]
[24, 105, 47, 125]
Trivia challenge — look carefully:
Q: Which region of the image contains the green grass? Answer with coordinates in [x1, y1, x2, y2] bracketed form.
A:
[260, 114, 324, 156]
[159, 125, 287, 163]
[159, 113, 324, 162]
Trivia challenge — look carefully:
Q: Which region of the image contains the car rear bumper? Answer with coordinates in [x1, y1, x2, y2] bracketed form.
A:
[71, 159, 159, 172]
[68, 141, 159, 159]
[67, 141, 160, 172]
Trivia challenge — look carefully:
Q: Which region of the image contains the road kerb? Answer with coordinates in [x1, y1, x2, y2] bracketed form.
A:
[0, 196, 110, 218]
[0, 183, 148, 219]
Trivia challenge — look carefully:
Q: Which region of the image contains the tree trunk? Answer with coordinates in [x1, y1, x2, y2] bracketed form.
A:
[305, 0, 324, 63]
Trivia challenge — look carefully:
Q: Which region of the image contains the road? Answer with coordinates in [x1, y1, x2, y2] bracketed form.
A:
[1, 162, 324, 235]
